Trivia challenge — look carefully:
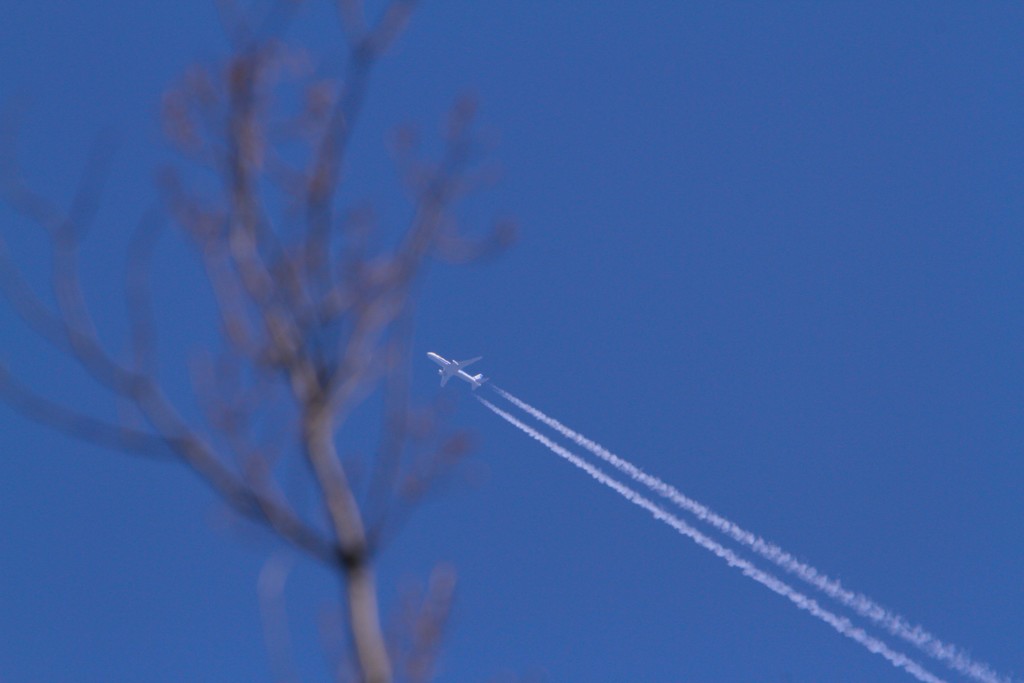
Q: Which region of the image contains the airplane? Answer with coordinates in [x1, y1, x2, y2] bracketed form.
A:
[426, 352, 488, 390]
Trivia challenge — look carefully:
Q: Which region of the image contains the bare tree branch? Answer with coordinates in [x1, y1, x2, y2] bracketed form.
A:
[125, 208, 163, 374]
[1, 3, 513, 681]
[0, 362, 171, 457]
[259, 553, 300, 683]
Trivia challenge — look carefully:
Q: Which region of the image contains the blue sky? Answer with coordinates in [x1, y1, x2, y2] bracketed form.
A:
[1, 2, 1022, 681]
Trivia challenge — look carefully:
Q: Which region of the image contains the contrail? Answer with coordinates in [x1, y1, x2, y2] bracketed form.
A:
[477, 396, 947, 683]
[491, 386, 1009, 683]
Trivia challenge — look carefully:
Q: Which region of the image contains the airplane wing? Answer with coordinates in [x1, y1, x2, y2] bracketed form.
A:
[457, 356, 483, 369]
[440, 374, 450, 387]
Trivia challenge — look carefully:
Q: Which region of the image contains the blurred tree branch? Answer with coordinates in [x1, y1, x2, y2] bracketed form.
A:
[0, 1, 514, 681]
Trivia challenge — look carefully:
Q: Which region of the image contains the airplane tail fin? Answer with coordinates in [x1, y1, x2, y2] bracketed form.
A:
[472, 374, 488, 390]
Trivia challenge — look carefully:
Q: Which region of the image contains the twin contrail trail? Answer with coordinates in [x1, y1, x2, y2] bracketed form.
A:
[489, 387, 1008, 683]
[476, 396, 947, 683]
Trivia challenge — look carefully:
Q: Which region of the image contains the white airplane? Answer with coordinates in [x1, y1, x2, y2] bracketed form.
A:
[426, 352, 488, 390]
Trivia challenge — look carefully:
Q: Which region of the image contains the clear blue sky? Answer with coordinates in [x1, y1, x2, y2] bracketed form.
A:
[1, 2, 1022, 681]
